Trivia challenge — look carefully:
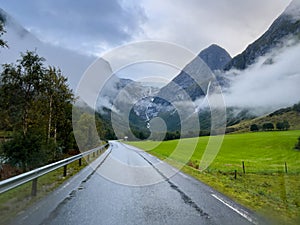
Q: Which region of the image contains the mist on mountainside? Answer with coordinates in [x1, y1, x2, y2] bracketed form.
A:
[0, 8, 95, 90]
[222, 37, 300, 115]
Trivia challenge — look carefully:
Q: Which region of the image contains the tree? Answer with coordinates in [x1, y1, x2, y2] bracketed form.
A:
[1, 130, 46, 170]
[276, 122, 285, 130]
[0, 51, 46, 135]
[283, 120, 290, 130]
[73, 113, 100, 151]
[0, 20, 7, 48]
[95, 112, 116, 141]
[43, 67, 74, 143]
[293, 102, 300, 112]
[0, 51, 74, 169]
[250, 124, 259, 132]
[276, 121, 290, 131]
[262, 123, 274, 131]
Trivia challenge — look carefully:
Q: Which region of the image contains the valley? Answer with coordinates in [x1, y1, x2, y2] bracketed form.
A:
[1, 1, 300, 225]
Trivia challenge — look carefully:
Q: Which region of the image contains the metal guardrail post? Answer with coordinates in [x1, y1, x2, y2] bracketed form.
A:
[79, 158, 82, 167]
[0, 144, 108, 195]
[63, 165, 67, 177]
[31, 178, 38, 196]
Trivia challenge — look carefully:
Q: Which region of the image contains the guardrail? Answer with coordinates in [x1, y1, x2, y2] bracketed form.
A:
[0, 144, 108, 196]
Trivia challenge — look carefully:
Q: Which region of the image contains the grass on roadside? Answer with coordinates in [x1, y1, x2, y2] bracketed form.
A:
[0, 151, 103, 225]
[129, 130, 300, 225]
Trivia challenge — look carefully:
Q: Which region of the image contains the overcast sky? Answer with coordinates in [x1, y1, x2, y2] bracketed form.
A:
[0, 0, 292, 57]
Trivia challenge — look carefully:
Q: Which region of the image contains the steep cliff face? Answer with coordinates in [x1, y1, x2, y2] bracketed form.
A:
[225, 0, 300, 70]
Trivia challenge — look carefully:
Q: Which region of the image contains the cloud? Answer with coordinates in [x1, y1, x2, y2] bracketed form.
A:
[0, 0, 291, 57]
[284, 0, 300, 20]
[139, 0, 291, 56]
[0, 13, 95, 90]
[223, 38, 300, 113]
[96, 38, 300, 118]
[0, 0, 147, 55]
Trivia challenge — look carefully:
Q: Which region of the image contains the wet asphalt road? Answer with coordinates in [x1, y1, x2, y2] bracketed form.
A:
[11, 141, 260, 225]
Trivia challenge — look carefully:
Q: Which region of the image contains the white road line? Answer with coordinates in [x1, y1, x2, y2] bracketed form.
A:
[62, 182, 70, 189]
[171, 168, 178, 173]
[211, 194, 258, 225]
[179, 172, 188, 179]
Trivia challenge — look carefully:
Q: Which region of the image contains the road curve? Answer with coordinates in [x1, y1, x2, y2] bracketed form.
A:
[11, 141, 261, 225]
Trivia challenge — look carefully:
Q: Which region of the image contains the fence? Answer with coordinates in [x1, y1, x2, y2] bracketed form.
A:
[0, 144, 108, 196]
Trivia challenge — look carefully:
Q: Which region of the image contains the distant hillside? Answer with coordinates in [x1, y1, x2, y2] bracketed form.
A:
[228, 103, 300, 133]
[225, 0, 300, 70]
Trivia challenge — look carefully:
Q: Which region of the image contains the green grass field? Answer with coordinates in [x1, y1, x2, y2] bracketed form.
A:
[129, 130, 300, 224]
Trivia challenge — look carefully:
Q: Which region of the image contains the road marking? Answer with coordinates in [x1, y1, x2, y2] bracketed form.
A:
[62, 182, 70, 189]
[179, 172, 188, 179]
[211, 194, 257, 225]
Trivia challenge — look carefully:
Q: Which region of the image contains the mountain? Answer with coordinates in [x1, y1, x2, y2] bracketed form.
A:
[97, 75, 160, 112]
[124, 44, 232, 137]
[199, 44, 232, 71]
[225, 0, 300, 70]
[0, 8, 95, 90]
[156, 44, 230, 102]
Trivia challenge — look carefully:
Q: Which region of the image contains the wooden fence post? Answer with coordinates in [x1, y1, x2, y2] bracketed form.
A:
[242, 161, 245, 174]
[234, 170, 237, 179]
[285, 162, 288, 174]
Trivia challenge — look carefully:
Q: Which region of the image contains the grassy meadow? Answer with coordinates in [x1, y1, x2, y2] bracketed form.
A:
[129, 130, 300, 224]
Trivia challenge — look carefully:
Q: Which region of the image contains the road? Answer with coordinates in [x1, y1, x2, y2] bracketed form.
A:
[11, 141, 261, 225]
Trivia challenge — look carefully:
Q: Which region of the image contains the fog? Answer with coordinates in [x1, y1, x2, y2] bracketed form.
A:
[222, 38, 300, 114]
[0, 12, 95, 91]
[3, 9, 298, 118]
[96, 38, 300, 119]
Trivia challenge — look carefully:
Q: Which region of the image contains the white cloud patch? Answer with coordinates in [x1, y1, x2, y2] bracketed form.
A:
[223, 39, 300, 113]
[139, 0, 291, 56]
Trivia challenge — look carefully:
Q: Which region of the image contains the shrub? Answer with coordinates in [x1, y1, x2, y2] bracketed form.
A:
[262, 123, 274, 131]
[295, 137, 300, 150]
[276, 121, 290, 131]
[250, 124, 259, 131]
[1, 131, 47, 171]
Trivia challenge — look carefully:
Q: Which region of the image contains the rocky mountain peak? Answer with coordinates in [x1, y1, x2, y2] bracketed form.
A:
[225, 0, 300, 71]
[199, 44, 232, 71]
